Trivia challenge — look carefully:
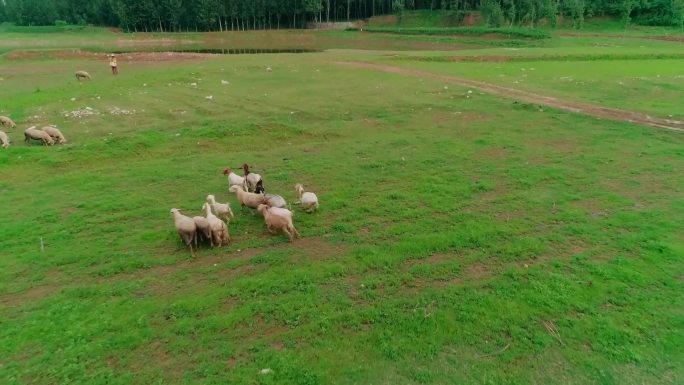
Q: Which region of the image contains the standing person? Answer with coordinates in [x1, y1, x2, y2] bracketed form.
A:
[109, 54, 118, 75]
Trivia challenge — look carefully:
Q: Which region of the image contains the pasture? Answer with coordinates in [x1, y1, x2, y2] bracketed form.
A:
[0, 28, 683, 384]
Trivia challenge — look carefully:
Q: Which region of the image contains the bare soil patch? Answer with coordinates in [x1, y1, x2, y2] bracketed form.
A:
[0, 284, 62, 307]
[333, 61, 684, 132]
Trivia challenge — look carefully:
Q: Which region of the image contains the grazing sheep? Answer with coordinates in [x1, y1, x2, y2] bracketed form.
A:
[241, 163, 263, 192]
[207, 194, 234, 221]
[295, 184, 319, 212]
[0, 116, 16, 129]
[42, 126, 67, 144]
[75, 71, 91, 81]
[0, 130, 9, 148]
[223, 167, 247, 191]
[203, 202, 229, 247]
[192, 216, 212, 246]
[170, 208, 197, 257]
[229, 184, 265, 209]
[24, 126, 54, 146]
[257, 204, 300, 242]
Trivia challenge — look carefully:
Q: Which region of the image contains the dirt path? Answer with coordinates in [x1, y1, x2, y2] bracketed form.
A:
[332, 61, 684, 133]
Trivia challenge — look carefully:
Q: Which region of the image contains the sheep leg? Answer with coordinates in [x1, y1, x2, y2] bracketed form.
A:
[267, 225, 277, 235]
[290, 225, 301, 239]
[283, 228, 293, 242]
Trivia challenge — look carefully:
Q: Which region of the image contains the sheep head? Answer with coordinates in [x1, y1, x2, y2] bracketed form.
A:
[254, 180, 265, 194]
[207, 194, 215, 203]
[257, 204, 268, 215]
[294, 184, 304, 194]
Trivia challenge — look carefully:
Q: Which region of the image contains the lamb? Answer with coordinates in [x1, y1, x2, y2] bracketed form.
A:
[75, 71, 92, 81]
[242, 163, 263, 192]
[0, 116, 16, 129]
[42, 126, 67, 144]
[222, 167, 247, 191]
[24, 126, 55, 146]
[257, 204, 300, 242]
[295, 184, 319, 212]
[203, 202, 229, 247]
[229, 184, 265, 209]
[206, 194, 234, 221]
[0, 130, 9, 149]
[170, 208, 197, 257]
[192, 216, 212, 246]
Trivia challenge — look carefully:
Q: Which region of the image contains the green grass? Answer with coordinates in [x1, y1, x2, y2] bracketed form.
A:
[386, 55, 684, 120]
[354, 26, 551, 39]
[1, 31, 683, 385]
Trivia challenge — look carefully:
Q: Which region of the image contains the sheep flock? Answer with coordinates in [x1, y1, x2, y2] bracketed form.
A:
[0, 117, 68, 149]
[171, 164, 319, 257]
[2, 71, 320, 258]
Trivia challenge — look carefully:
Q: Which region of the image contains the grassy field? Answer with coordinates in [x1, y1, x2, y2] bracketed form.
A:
[1, 27, 683, 385]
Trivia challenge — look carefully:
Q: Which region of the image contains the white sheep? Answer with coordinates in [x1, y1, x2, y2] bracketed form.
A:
[223, 167, 247, 191]
[203, 202, 229, 247]
[75, 71, 91, 81]
[24, 126, 54, 146]
[0, 130, 9, 148]
[295, 184, 319, 212]
[207, 194, 234, 221]
[0, 116, 16, 129]
[170, 208, 197, 257]
[263, 194, 287, 208]
[266, 206, 294, 222]
[241, 163, 262, 192]
[229, 184, 265, 209]
[257, 204, 300, 242]
[42, 126, 67, 144]
[192, 216, 212, 246]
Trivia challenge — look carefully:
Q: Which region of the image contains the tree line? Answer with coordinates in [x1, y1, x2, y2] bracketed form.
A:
[0, 0, 682, 31]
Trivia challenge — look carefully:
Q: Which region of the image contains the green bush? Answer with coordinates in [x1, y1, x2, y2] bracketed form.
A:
[54, 20, 68, 27]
